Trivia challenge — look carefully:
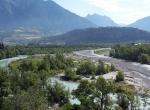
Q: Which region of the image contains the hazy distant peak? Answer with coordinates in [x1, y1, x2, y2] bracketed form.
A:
[85, 13, 118, 27]
[129, 16, 150, 32]
[87, 13, 106, 17]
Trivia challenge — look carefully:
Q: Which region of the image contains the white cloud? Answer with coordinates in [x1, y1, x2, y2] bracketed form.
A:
[88, 0, 150, 24]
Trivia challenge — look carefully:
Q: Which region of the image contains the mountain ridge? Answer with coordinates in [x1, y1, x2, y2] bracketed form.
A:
[85, 14, 118, 27]
[40, 27, 150, 44]
[0, 0, 96, 33]
[129, 16, 150, 32]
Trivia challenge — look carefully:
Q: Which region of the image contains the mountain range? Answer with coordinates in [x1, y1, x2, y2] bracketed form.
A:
[0, 0, 96, 34]
[0, 0, 150, 44]
[85, 14, 150, 33]
[40, 27, 150, 44]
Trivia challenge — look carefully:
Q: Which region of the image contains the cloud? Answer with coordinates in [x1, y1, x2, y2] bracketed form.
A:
[88, 0, 150, 24]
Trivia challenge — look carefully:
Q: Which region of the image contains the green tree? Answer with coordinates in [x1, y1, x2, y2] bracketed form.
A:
[115, 71, 124, 82]
[94, 77, 114, 110]
[138, 54, 150, 64]
[73, 80, 96, 110]
[38, 70, 48, 89]
[76, 60, 96, 76]
[116, 84, 137, 110]
[60, 103, 72, 110]
[65, 68, 76, 81]
[117, 94, 129, 110]
[0, 69, 10, 109]
[20, 71, 38, 90]
[5, 88, 48, 110]
[19, 60, 37, 72]
[73, 78, 115, 110]
[96, 60, 108, 75]
[110, 64, 116, 71]
[47, 82, 70, 106]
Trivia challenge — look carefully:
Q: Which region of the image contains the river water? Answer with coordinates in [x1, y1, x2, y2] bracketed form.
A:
[0, 55, 27, 68]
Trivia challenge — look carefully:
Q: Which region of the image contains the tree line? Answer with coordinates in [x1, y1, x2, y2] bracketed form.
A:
[64, 60, 116, 81]
[0, 43, 103, 60]
[110, 44, 150, 64]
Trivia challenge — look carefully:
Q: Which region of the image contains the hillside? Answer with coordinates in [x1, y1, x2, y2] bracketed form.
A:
[40, 27, 150, 44]
[129, 16, 150, 32]
[85, 14, 118, 27]
[0, 0, 96, 42]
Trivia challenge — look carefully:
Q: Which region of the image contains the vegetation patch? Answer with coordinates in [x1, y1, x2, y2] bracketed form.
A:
[94, 48, 111, 56]
[110, 44, 150, 64]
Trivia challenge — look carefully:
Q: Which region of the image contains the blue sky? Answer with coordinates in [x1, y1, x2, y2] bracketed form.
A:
[52, 0, 150, 24]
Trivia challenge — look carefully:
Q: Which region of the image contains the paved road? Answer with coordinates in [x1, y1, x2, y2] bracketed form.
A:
[74, 50, 150, 89]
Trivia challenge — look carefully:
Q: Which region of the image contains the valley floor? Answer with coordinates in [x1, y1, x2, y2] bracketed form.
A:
[74, 49, 150, 89]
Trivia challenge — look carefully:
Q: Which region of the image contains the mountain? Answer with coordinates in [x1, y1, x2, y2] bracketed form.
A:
[0, 0, 96, 36]
[129, 16, 150, 32]
[40, 27, 150, 44]
[85, 14, 118, 27]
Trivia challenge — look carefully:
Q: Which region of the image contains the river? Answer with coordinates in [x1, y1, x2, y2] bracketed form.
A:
[1, 51, 150, 108]
[74, 50, 150, 89]
[0, 55, 28, 68]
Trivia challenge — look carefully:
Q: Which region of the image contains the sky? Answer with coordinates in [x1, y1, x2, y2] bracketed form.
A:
[52, 0, 150, 25]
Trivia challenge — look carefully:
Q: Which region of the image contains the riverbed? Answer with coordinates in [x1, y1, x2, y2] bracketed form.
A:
[1, 53, 150, 109]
